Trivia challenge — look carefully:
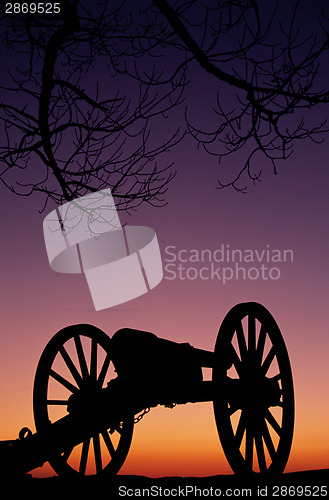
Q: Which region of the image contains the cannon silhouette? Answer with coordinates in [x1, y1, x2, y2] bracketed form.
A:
[0, 302, 294, 478]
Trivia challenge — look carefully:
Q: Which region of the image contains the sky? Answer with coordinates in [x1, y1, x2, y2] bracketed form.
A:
[0, 0, 328, 479]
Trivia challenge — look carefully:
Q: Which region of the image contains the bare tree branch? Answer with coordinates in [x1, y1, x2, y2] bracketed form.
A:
[0, 0, 329, 205]
[0, 0, 186, 210]
[151, 0, 329, 190]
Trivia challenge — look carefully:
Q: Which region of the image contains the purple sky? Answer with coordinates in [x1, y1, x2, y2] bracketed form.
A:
[0, 0, 328, 477]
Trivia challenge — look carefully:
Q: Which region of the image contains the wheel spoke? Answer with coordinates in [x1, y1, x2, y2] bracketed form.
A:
[248, 315, 256, 352]
[245, 427, 253, 470]
[231, 348, 243, 377]
[255, 432, 267, 472]
[79, 439, 90, 475]
[236, 322, 248, 361]
[235, 411, 247, 447]
[47, 399, 69, 405]
[50, 369, 78, 394]
[102, 430, 116, 458]
[98, 353, 111, 387]
[256, 325, 267, 364]
[264, 409, 281, 436]
[93, 434, 103, 474]
[74, 335, 89, 379]
[90, 338, 98, 381]
[59, 346, 83, 388]
[262, 346, 276, 375]
[261, 419, 277, 461]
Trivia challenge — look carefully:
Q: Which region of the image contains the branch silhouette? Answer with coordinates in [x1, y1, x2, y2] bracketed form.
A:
[0, 0, 328, 206]
[152, 0, 329, 191]
[0, 0, 185, 210]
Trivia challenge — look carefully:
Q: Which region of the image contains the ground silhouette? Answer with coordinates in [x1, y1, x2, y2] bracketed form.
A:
[10, 469, 328, 497]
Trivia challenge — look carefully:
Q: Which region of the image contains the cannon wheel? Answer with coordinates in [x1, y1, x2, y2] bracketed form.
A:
[33, 324, 134, 477]
[213, 302, 294, 476]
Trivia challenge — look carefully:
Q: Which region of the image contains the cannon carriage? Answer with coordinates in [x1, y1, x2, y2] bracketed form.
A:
[0, 302, 294, 479]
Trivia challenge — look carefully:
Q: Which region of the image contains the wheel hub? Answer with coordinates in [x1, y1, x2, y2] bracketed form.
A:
[67, 382, 102, 416]
[227, 371, 281, 412]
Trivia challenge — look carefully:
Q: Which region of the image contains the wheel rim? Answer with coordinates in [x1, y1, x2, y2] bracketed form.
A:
[213, 302, 294, 476]
[33, 324, 134, 478]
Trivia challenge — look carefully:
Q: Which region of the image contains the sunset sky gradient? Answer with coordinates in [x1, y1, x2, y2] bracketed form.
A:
[0, 0, 328, 478]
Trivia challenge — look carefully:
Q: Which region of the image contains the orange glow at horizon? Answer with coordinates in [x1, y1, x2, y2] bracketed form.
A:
[27, 400, 329, 478]
[0, 303, 329, 479]
[0, 154, 329, 479]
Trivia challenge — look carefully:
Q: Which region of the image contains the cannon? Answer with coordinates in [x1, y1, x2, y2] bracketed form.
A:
[0, 302, 294, 478]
